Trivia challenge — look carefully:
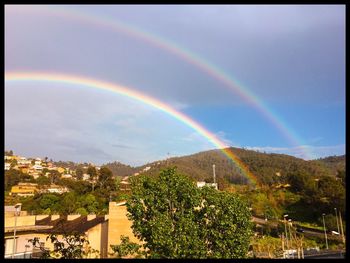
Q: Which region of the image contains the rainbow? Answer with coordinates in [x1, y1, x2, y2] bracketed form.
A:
[5, 5, 313, 159]
[5, 71, 259, 186]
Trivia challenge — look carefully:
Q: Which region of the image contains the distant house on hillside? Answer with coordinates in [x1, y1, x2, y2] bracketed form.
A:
[10, 183, 39, 197]
[43, 185, 69, 194]
[120, 177, 131, 191]
[83, 173, 90, 181]
[196, 181, 218, 190]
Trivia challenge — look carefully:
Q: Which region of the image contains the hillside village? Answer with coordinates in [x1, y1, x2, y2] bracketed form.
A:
[5, 152, 101, 196]
[4, 150, 346, 259]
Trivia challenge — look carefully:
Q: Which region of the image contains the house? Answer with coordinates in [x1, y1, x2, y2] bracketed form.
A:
[196, 181, 218, 190]
[61, 174, 73, 179]
[44, 185, 69, 194]
[32, 164, 43, 172]
[10, 183, 39, 197]
[4, 201, 143, 259]
[18, 157, 31, 168]
[83, 173, 90, 181]
[4, 214, 108, 259]
[119, 177, 131, 191]
[5, 163, 11, 170]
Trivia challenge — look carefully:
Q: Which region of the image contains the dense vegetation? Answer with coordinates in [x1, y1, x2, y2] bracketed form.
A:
[5, 166, 121, 215]
[5, 149, 345, 233]
[126, 168, 253, 258]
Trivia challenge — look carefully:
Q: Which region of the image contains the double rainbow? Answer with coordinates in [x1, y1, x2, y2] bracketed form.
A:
[5, 5, 312, 159]
[5, 72, 259, 186]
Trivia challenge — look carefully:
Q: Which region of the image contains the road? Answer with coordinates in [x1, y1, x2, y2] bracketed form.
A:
[251, 216, 343, 242]
[304, 251, 345, 258]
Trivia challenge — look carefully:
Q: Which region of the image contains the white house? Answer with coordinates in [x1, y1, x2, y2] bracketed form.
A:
[5, 163, 10, 170]
[196, 181, 218, 190]
[32, 164, 43, 171]
[62, 174, 73, 179]
[83, 173, 90, 181]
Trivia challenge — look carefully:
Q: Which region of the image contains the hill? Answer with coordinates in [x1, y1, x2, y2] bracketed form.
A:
[131, 148, 345, 186]
[309, 155, 345, 176]
[103, 161, 137, 177]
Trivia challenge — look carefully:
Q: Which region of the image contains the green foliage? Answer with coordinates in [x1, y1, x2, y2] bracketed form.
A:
[110, 236, 143, 258]
[127, 167, 253, 258]
[4, 169, 21, 191]
[48, 170, 61, 184]
[40, 194, 61, 211]
[36, 175, 50, 186]
[87, 166, 97, 180]
[29, 233, 99, 259]
[317, 214, 339, 232]
[103, 161, 136, 177]
[75, 207, 88, 216]
[98, 167, 116, 191]
[75, 168, 84, 180]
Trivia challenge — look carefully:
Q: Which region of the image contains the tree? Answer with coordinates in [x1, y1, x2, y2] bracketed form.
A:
[36, 175, 51, 186]
[75, 168, 84, 181]
[4, 169, 21, 191]
[96, 167, 117, 199]
[29, 232, 99, 259]
[40, 194, 61, 212]
[127, 167, 253, 258]
[87, 166, 97, 181]
[49, 170, 61, 185]
[110, 236, 143, 258]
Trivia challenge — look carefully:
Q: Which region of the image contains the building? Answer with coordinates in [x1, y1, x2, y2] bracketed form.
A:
[3, 201, 142, 258]
[61, 174, 73, 179]
[119, 177, 131, 191]
[10, 183, 38, 197]
[107, 201, 142, 256]
[42, 185, 69, 194]
[17, 157, 31, 168]
[4, 214, 108, 258]
[5, 163, 10, 170]
[32, 164, 43, 172]
[82, 173, 90, 181]
[196, 181, 218, 190]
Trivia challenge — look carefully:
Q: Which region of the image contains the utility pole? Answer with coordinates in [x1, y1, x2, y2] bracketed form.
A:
[334, 208, 340, 235]
[322, 213, 329, 250]
[338, 211, 345, 244]
[288, 219, 294, 258]
[212, 164, 216, 184]
[12, 203, 21, 258]
[284, 215, 289, 252]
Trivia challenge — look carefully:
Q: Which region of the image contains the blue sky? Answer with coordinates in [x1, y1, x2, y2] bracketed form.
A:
[5, 5, 345, 165]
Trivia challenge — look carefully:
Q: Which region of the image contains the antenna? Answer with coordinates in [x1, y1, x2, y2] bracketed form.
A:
[212, 164, 216, 184]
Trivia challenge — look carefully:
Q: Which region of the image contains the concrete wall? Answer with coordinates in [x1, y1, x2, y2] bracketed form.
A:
[5, 216, 36, 228]
[85, 223, 101, 258]
[4, 233, 52, 256]
[107, 202, 142, 256]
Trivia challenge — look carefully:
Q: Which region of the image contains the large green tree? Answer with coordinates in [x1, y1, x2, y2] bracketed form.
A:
[127, 168, 253, 259]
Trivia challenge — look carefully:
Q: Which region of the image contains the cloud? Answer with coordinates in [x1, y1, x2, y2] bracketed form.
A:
[5, 5, 345, 106]
[111, 143, 136, 149]
[245, 144, 345, 160]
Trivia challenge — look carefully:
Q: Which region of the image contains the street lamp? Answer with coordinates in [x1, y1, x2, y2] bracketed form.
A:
[322, 213, 329, 250]
[334, 208, 340, 235]
[284, 215, 289, 251]
[288, 219, 294, 259]
[12, 203, 22, 258]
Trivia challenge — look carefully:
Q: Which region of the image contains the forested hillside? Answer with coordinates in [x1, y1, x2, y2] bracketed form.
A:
[132, 148, 344, 186]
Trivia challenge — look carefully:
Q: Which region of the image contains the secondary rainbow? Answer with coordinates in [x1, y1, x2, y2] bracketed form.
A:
[5, 71, 259, 186]
[6, 5, 313, 159]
